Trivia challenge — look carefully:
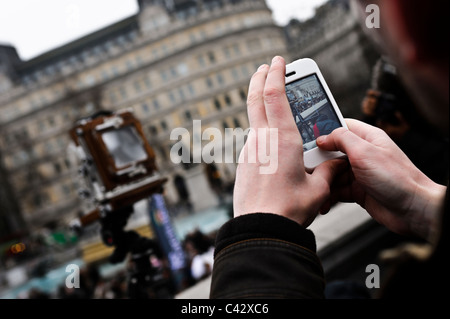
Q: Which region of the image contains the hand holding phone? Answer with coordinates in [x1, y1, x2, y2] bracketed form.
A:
[285, 58, 347, 169]
[234, 56, 347, 227]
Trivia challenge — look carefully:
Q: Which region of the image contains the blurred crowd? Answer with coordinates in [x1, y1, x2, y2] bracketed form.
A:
[14, 229, 216, 299]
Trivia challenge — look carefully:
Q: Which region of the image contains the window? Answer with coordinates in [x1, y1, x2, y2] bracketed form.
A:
[241, 65, 249, 77]
[153, 99, 160, 110]
[224, 94, 232, 106]
[170, 66, 177, 77]
[126, 60, 134, 71]
[149, 125, 158, 135]
[198, 55, 206, 67]
[134, 80, 142, 93]
[233, 44, 241, 55]
[135, 55, 144, 66]
[231, 68, 239, 80]
[187, 83, 195, 97]
[62, 184, 71, 196]
[101, 70, 110, 81]
[216, 73, 224, 85]
[233, 117, 242, 128]
[214, 98, 221, 110]
[190, 33, 197, 44]
[109, 91, 117, 103]
[64, 158, 71, 169]
[185, 110, 192, 121]
[144, 76, 152, 89]
[208, 51, 216, 63]
[33, 193, 44, 207]
[239, 88, 247, 101]
[161, 120, 168, 131]
[222, 120, 229, 131]
[111, 66, 119, 76]
[178, 87, 185, 101]
[54, 162, 62, 174]
[223, 46, 231, 59]
[206, 77, 213, 88]
[38, 120, 46, 132]
[160, 70, 169, 82]
[168, 92, 176, 104]
[119, 87, 127, 99]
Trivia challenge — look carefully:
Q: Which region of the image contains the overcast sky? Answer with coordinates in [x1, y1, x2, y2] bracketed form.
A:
[0, 0, 328, 61]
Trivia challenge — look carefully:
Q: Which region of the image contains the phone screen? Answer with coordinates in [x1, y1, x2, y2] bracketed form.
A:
[286, 74, 342, 151]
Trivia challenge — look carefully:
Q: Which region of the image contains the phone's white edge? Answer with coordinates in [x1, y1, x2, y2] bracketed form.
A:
[285, 58, 348, 170]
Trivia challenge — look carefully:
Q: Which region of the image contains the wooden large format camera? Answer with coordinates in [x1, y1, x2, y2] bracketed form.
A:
[69, 109, 167, 226]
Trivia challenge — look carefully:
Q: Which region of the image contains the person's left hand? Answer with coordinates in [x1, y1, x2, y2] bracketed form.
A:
[233, 56, 344, 227]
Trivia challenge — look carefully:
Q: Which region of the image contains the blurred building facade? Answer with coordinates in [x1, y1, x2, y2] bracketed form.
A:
[0, 0, 288, 233]
[285, 0, 379, 118]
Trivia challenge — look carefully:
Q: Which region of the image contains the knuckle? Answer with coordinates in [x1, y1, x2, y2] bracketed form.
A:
[246, 91, 261, 107]
[263, 86, 285, 104]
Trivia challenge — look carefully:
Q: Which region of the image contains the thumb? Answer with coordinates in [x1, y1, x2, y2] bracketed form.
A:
[316, 127, 370, 158]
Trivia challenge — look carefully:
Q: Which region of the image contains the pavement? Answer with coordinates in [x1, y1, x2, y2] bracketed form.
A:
[176, 202, 372, 299]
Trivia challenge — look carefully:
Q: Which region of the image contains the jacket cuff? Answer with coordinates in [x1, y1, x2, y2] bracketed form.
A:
[214, 213, 317, 257]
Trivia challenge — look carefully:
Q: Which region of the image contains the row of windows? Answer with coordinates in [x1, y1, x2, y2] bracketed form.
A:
[107, 36, 256, 104]
[17, 9, 269, 93]
[5, 135, 69, 170]
[155, 112, 248, 164]
[110, 60, 254, 113]
[3, 12, 274, 126]
[3, 49, 264, 167]
[3, 103, 95, 150]
[12, 156, 72, 193]
[5, 85, 246, 171]
[145, 86, 248, 138]
[24, 178, 77, 214]
[21, 30, 138, 87]
[4, 73, 248, 170]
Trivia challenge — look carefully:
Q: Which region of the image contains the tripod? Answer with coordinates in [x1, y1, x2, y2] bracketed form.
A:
[99, 205, 174, 299]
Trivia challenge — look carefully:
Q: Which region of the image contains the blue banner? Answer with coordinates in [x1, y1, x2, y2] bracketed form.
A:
[148, 194, 186, 273]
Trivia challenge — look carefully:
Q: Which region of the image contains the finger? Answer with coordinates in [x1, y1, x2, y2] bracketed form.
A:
[312, 158, 349, 187]
[316, 126, 372, 157]
[263, 56, 297, 132]
[247, 64, 269, 129]
[319, 199, 332, 215]
[344, 118, 386, 142]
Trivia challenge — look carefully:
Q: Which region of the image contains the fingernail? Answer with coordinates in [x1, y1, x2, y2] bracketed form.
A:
[257, 64, 268, 71]
[316, 136, 326, 144]
[271, 56, 282, 65]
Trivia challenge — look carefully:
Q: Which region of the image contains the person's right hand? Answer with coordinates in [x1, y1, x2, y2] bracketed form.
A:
[317, 119, 446, 241]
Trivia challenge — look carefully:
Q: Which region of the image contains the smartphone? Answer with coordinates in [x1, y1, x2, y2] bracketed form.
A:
[285, 58, 347, 169]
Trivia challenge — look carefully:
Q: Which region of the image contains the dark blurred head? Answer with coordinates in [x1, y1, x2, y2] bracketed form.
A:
[184, 230, 213, 254]
[352, 0, 449, 135]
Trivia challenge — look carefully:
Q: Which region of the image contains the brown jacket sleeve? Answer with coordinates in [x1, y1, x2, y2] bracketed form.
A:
[210, 213, 325, 299]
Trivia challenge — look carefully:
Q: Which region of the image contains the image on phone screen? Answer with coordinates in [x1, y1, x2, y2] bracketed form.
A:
[286, 74, 342, 151]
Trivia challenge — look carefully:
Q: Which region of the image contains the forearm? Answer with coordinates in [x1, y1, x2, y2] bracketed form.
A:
[210, 214, 325, 299]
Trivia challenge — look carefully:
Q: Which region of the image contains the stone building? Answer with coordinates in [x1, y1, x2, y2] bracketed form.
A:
[284, 0, 379, 118]
[0, 0, 289, 232]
